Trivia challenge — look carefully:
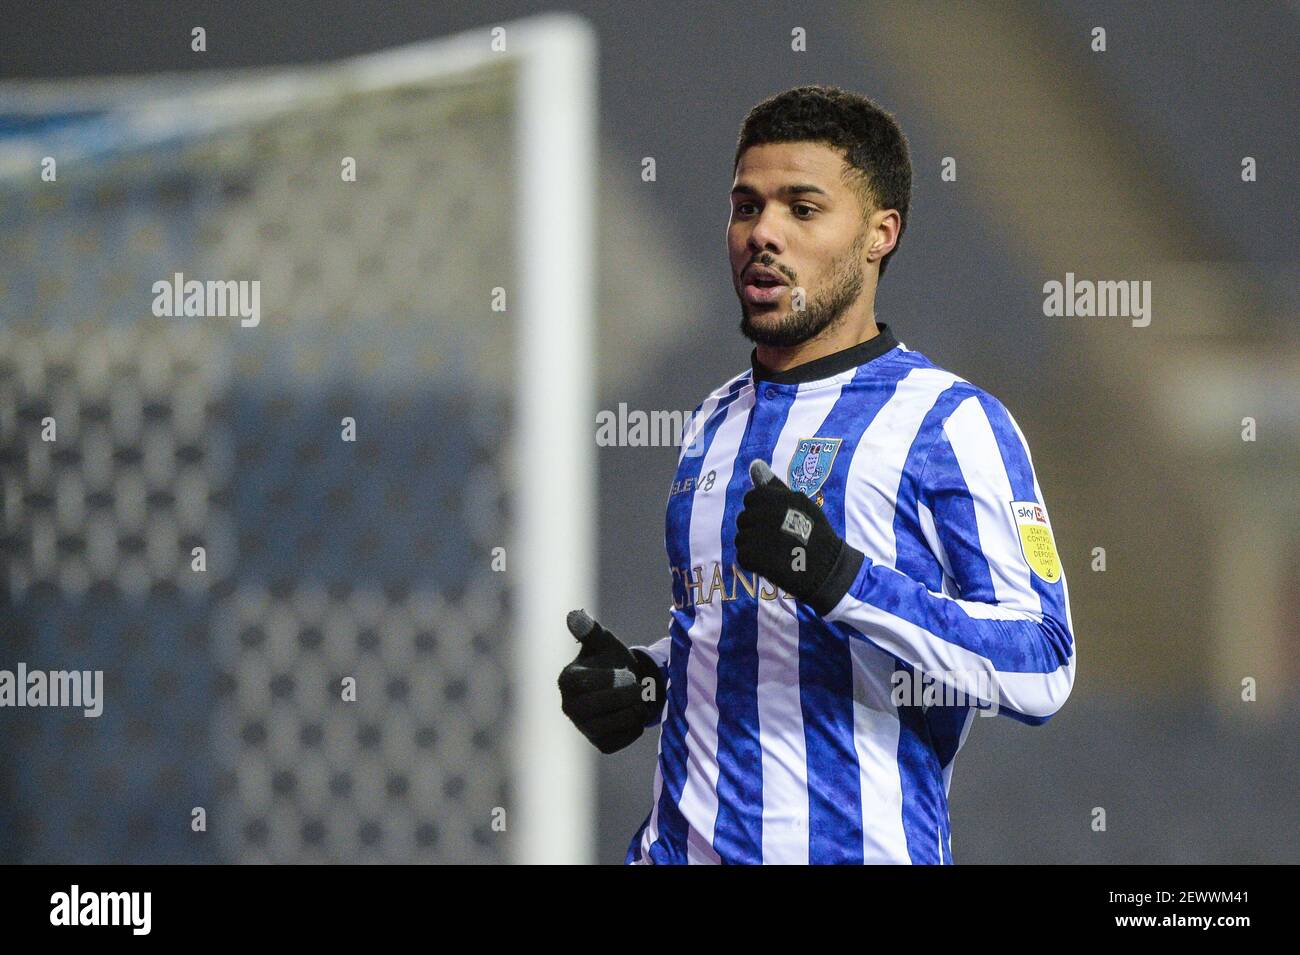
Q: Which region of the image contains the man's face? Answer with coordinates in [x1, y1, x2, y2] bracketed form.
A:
[728, 141, 871, 348]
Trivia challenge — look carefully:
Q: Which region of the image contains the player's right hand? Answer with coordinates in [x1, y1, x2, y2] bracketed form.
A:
[558, 610, 659, 754]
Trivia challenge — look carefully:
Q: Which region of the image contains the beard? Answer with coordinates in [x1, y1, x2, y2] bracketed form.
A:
[738, 233, 866, 348]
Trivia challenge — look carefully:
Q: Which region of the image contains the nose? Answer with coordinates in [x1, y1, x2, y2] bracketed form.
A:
[747, 208, 785, 256]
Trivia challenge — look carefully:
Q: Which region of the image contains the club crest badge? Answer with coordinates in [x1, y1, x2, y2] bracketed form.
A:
[787, 437, 842, 506]
[1009, 500, 1061, 583]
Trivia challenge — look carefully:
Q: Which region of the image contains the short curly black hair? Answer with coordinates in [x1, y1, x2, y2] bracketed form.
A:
[734, 85, 912, 280]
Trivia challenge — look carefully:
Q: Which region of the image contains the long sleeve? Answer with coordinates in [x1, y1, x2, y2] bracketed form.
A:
[822, 392, 1076, 724]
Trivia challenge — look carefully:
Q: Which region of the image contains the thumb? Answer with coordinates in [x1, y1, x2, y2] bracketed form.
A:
[566, 609, 600, 646]
[749, 458, 789, 490]
[564, 609, 632, 671]
[567, 609, 623, 655]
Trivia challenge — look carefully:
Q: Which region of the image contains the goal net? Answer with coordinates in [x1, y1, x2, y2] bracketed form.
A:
[0, 15, 596, 864]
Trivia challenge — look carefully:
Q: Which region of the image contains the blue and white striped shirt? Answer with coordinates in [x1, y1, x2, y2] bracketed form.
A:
[627, 324, 1076, 864]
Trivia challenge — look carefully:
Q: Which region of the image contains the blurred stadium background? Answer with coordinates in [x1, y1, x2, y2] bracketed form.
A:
[0, 1, 1295, 864]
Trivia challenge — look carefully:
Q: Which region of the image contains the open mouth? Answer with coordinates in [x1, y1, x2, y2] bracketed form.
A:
[743, 277, 787, 304]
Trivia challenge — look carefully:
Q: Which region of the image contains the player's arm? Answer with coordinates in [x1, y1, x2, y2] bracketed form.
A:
[735, 394, 1075, 724]
[557, 391, 714, 751]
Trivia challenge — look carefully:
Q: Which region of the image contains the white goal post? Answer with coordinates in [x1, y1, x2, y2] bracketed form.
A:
[508, 13, 599, 866]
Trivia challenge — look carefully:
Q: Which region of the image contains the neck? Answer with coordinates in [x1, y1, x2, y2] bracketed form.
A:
[754, 302, 880, 374]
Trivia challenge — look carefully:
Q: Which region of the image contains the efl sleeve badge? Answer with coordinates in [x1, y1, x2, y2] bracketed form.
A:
[1009, 500, 1061, 583]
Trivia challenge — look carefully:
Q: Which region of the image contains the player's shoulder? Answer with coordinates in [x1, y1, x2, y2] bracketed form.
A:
[691, 366, 755, 416]
[891, 343, 1021, 434]
[676, 367, 754, 460]
[886, 342, 982, 407]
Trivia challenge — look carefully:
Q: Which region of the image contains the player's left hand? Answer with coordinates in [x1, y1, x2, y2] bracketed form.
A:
[734, 459, 865, 615]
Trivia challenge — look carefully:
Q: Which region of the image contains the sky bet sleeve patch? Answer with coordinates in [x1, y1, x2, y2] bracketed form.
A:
[1010, 500, 1061, 583]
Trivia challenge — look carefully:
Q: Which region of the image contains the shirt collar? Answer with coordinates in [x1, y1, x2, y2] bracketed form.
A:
[750, 323, 899, 385]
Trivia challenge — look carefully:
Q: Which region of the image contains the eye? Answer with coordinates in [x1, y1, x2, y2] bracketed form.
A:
[793, 204, 817, 219]
[734, 201, 757, 216]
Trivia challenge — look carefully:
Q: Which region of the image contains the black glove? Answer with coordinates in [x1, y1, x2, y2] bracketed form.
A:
[558, 610, 666, 754]
[734, 459, 864, 615]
